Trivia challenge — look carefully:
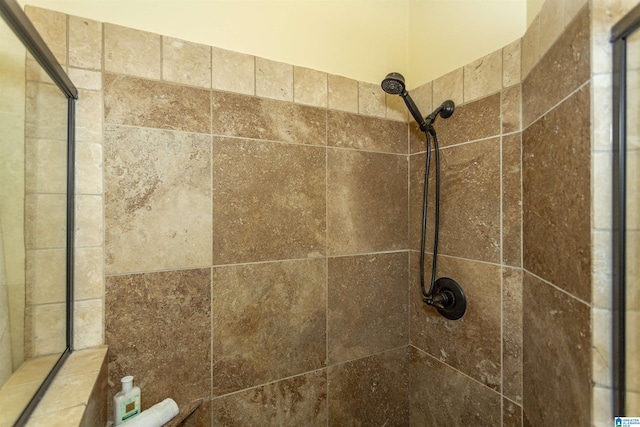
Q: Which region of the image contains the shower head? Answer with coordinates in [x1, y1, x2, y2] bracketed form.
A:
[381, 72, 427, 131]
[381, 72, 406, 95]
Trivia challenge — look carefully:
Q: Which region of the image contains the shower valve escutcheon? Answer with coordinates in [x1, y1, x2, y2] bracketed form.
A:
[423, 277, 467, 320]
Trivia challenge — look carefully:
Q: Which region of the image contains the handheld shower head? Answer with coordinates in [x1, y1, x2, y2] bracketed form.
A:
[381, 72, 406, 95]
[381, 72, 427, 131]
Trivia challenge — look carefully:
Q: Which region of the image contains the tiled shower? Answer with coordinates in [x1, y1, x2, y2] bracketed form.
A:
[22, 0, 628, 424]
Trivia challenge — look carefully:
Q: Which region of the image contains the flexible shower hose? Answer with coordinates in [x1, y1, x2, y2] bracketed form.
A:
[420, 127, 441, 300]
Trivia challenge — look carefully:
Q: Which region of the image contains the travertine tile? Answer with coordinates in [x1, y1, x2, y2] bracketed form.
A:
[523, 86, 591, 301]
[432, 68, 463, 107]
[212, 137, 325, 264]
[75, 142, 102, 195]
[24, 7, 67, 66]
[503, 398, 523, 427]
[464, 49, 502, 102]
[328, 252, 408, 364]
[592, 1, 638, 75]
[74, 247, 103, 301]
[523, 272, 591, 426]
[628, 150, 640, 229]
[4, 354, 57, 388]
[69, 15, 101, 70]
[73, 299, 103, 350]
[81, 352, 108, 427]
[503, 133, 522, 267]
[58, 346, 107, 377]
[503, 38, 522, 88]
[212, 371, 327, 426]
[104, 74, 210, 133]
[522, 6, 590, 127]
[386, 93, 408, 122]
[409, 123, 427, 154]
[539, 0, 565, 56]
[25, 138, 67, 194]
[327, 110, 407, 154]
[628, 310, 640, 392]
[592, 308, 612, 387]
[25, 194, 66, 249]
[211, 46, 255, 95]
[162, 37, 211, 88]
[329, 348, 409, 426]
[434, 92, 501, 147]
[294, 66, 327, 107]
[327, 149, 407, 255]
[212, 259, 326, 395]
[68, 68, 102, 91]
[521, 14, 540, 79]
[501, 85, 522, 134]
[410, 254, 501, 390]
[628, 231, 640, 310]
[592, 385, 613, 427]
[28, 404, 86, 427]
[75, 195, 103, 248]
[256, 57, 293, 101]
[25, 57, 55, 86]
[26, 249, 65, 305]
[104, 24, 161, 79]
[76, 89, 102, 143]
[410, 347, 501, 425]
[31, 302, 66, 356]
[0, 381, 42, 425]
[104, 126, 211, 274]
[503, 267, 523, 403]
[411, 138, 501, 262]
[25, 81, 68, 141]
[593, 151, 612, 230]
[592, 230, 612, 309]
[328, 74, 358, 113]
[105, 269, 211, 411]
[358, 81, 385, 118]
[211, 91, 326, 145]
[565, 0, 588, 26]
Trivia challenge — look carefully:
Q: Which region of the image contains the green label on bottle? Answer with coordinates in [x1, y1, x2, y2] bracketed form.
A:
[119, 396, 140, 421]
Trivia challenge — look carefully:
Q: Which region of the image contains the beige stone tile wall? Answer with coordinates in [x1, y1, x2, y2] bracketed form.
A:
[406, 2, 596, 426]
[407, 38, 526, 425]
[21, 8, 72, 359]
[22, 0, 620, 425]
[521, 4, 592, 426]
[21, 5, 415, 424]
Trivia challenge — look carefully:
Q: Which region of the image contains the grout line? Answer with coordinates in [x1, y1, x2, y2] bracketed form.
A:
[212, 366, 328, 400]
[521, 79, 590, 132]
[409, 344, 503, 397]
[522, 269, 592, 308]
[104, 250, 416, 278]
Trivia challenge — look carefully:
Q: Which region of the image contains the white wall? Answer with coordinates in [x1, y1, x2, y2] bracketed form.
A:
[20, 0, 544, 93]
